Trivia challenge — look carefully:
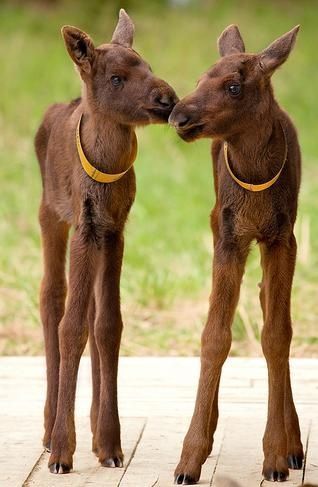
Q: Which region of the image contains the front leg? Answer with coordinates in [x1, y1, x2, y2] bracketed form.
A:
[94, 231, 124, 468]
[49, 230, 98, 473]
[175, 239, 249, 485]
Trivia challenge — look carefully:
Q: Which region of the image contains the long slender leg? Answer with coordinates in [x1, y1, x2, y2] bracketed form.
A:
[48, 230, 98, 473]
[88, 294, 101, 454]
[260, 240, 303, 474]
[175, 239, 249, 484]
[94, 232, 124, 467]
[39, 201, 69, 450]
[260, 234, 298, 481]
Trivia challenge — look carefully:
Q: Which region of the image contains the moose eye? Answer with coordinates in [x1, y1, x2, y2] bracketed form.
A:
[228, 83, 241, 97]
[111, 76, 122, 87]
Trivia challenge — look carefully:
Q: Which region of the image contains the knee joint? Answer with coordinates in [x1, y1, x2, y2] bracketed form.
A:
[261, 323, 292, 361]
[201, 327, 231, 365]
[94, 316, 123, 348]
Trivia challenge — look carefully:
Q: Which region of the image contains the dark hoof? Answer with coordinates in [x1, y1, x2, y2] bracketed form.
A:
[102, 457, 123, 468]
[287, 454, 303, 470]
[49, 463, 71, 474]
[264, 470, 288, 482]
[175, 473, 197, 485]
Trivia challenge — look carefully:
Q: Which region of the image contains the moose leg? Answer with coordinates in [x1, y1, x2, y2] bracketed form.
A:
[260, 235, 298, 481]
[285, 362, 304, 469]
[48, 231, 98, 473]
[39, 201, 69, 451]
[94, 232, 124, 467]
[260, 240, 303, 474]
[175, 241, 248, 484]
[88, 294, 101, 454]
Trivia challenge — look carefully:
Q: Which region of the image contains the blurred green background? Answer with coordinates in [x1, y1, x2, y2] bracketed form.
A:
[1, 0, 317, 356]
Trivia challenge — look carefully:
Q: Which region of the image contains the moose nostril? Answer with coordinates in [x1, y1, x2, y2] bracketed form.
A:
[176, 113, 190, 128]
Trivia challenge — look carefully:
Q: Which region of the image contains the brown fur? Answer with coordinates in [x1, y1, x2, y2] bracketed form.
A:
[170, 25, 302, 484]
[35, 10, 177, 474]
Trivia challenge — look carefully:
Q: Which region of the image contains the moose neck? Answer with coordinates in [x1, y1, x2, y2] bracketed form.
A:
[225, 104, 285, 184]
[79, 100, 137, 174]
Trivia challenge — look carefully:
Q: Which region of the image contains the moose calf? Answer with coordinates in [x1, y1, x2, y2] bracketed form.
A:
[170, 25, 302, 484]
[35, 10, 177, 474]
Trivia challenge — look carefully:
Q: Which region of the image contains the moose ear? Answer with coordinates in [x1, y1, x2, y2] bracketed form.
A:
[259, 25, 300, 75]
[111, 9, 135, 48]
[218, 24, 245, 57]
[61, 25, 95, 74]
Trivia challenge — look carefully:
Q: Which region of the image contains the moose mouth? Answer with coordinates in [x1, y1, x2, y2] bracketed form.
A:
[176, 122, 205, 141]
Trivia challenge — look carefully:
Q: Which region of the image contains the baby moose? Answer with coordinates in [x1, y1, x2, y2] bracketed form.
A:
[35, 9, 177, 474]
[169, 25, 302, 484]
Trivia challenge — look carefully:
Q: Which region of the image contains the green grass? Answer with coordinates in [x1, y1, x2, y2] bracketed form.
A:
[1, 0, 318, 355]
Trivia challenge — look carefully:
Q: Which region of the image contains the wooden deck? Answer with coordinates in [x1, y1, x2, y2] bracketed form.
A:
[0, 357, 317, 487]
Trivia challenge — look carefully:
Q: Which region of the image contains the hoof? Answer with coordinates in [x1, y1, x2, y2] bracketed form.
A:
[49, 462, 71, 474]
[102, 457, 123, 468]
[175, 473, 197, 485]
[263, 469, 288, 482]
[287, 454, 303, 470]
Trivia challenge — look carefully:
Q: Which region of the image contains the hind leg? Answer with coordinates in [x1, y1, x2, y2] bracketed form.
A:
[39, 201, 69, 450]
[259, 248, 303, 472]
[260, 235, 298, 481]
[88, 294, 101, 455]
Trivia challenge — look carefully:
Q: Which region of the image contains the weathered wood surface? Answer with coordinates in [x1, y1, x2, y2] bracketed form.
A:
[0, 357, 317, 486]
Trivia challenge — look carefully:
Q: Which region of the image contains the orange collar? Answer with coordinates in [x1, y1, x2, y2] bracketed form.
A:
[76, 114, 134, 183]
[223, 123, 288, 192]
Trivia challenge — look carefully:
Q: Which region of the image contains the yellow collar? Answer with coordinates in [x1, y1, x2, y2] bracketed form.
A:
[223, 123, 288, 192]
[76, 114, 134, 183]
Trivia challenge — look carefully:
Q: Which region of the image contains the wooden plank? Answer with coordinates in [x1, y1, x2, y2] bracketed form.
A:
[24, 417, 146, 487]
[119, 417, 223, 486]
[0, 357, 317, 486]
[119, 417, 185, 486]
[211, 417, 264, 487]
[0, 416, 43, 487]
[211, 418, 309, 487]
[1, 357, 317, 418]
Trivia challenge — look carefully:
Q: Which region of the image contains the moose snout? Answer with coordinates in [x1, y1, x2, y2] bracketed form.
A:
[168, 103, 196, 129]
[151, 84, 178, 112]
[146, 84, 178, 123]
[169, 110, 191, 129]
[169, 101, 205, 141]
